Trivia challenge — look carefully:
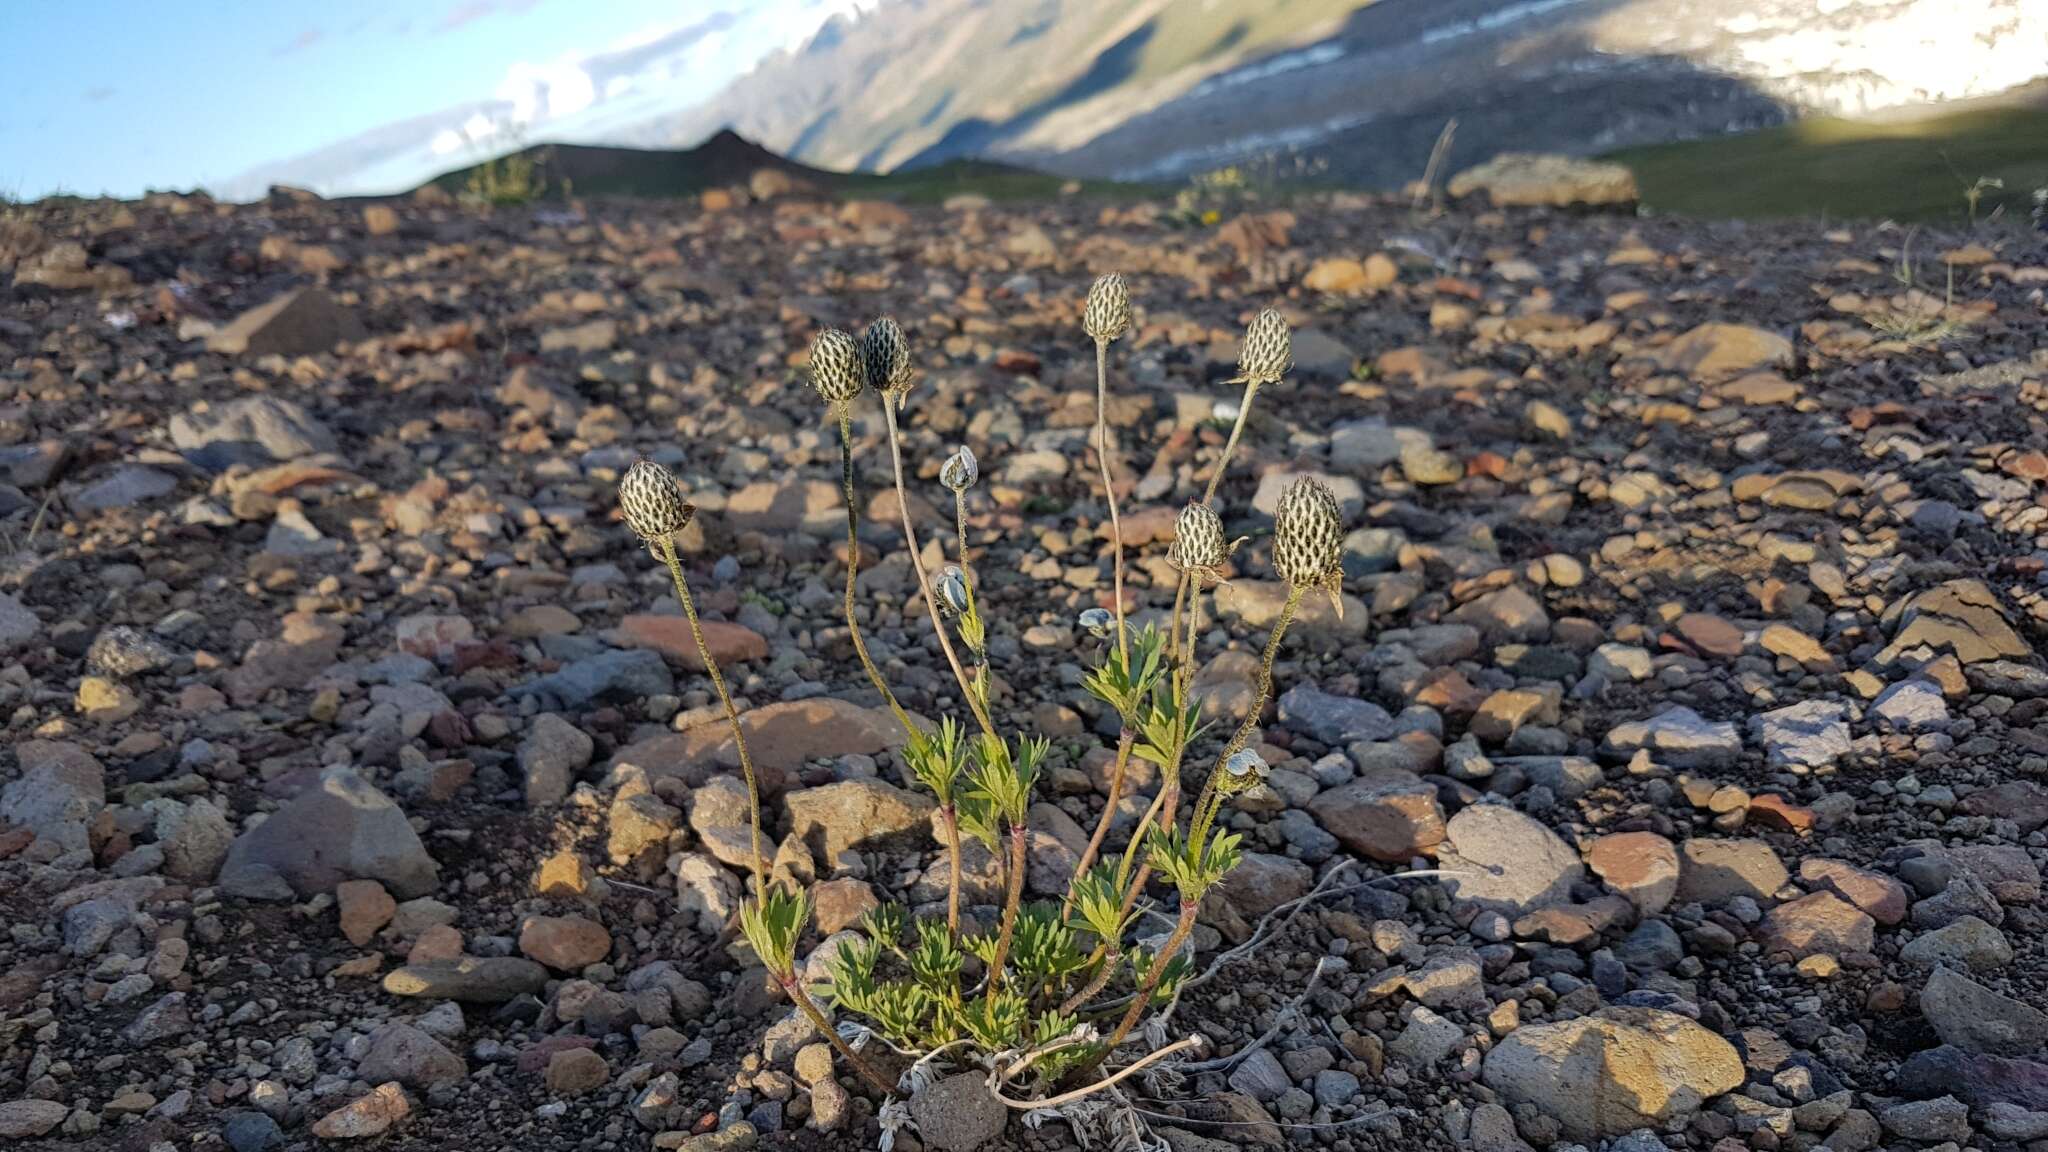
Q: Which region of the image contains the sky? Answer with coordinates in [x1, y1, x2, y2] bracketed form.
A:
[0, 0, 875, 201]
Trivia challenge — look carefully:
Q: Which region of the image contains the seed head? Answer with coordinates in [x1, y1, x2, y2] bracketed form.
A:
[1224, 748, 1271, 782]
[807, 329, 865, 405]
[934, 566, 970, 616]
[1271, 476, 1343, 604]
[1168, 501, 1227, 572]
[1083, 272, 1131, 344]
[618, 459, 695, 547]
[1077, 607, 1114, 639]
[940, 445, 978, 492]
[1238, 308, 1292, 385]
[862, 317, 915, 395]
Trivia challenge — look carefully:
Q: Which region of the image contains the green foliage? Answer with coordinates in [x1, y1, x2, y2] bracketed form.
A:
[1145, 824, 1243, 901]
[1067, 863, 1136, 946]
[1083, 623, 1167, 719]
[968, 734, 1044, 828]
[904, 717, 969, 806]
[1131, 681, 1207, 773]
[739, 885, 811, 977]
[1011, 903, 1089, 983]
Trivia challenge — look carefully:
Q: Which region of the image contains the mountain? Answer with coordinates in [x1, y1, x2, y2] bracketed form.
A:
[650, 0, 2048, 187]
[417, 131, 845, 201]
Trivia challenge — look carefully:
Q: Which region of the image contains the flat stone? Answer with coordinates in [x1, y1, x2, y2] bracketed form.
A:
[519, 915, 611, 971]
[784, 778, 935, 862]
[0, 1099, 67, 1138]
[1919, 966, 2048, 1056]
[359, 1022, 466, 1089]
[1900, 916, 2013, 971]
[610, 698, 908, 794]
[1307, 771, 1446, 862]
[1437, 804, 1582, 914]
[1276, 683, 1394, 745]
[1605, 706, 1742, 769]
[1750, 701, 1851, 768]
[1675, 838, 1788, 905]
[1588, 831, 1681, 914]
[209, 287, 365, 357]
[383, 957, 550, 1003]
[1481, 1007, 1743, 1140]
[615, 615, 769, 670]
[1758, 891, 1873, 959]
[1799, 859, 1909, 925]
[169, 396, 336, 462]
[1880, 579, 2031, 667]
[310, 1082, 409, 1139]
[1649, 322, 1793, 383]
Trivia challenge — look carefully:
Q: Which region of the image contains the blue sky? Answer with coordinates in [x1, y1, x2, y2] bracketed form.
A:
[1, 0, 871, 200]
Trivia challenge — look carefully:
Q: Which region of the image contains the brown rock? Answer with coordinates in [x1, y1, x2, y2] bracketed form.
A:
[1306, 772, 1446, 862]
[610, 698, 909, 794]
[1758, 891, 1874, 958]
[1588, 831, 1681, 914]
[519, 914, 611, 971]
[1671, 613, 1743, 659]
[311, 1082, 410, 1139]
[408, 924, 465, 964]
[1649, 322, 1792, 383]
[545, 1047, 610, 1096]
[336, 879, 397, 947]
[616, 615, 769, 669]
[208, 287, 365, 357]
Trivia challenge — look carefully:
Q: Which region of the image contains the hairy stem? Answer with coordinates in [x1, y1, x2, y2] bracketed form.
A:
[1190, 585, 1301, 849]
[941, 803, 963, 934]
[781, 973, 893, 1096]
[1078, 899, 1198, 1080]
[1057, 946, 1122, 1017]
[1009, 1036, 1202, 1110]
[1094, 338, 1129, 665]
[1067, 728, 1136, 914]
[838, 407, 915, 737]
[882, 396, 999, 747]
[985, 823, 1029, 999]
[658, 536, 764, 898]
[1201, 378, 1261, 505]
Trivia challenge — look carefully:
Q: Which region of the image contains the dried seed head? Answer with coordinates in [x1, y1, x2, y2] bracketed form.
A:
[940, 445, 978, 492]
[1225, 748, 1270, 780]
[1271, 475, 1343, 593]
[618, 459, 695, 545]
[1168, 501, 1227, 572]
[1083, 272, 1131, 344]
[862, 317, 915, 395]
[1238, 308, 1292, 385]
[807, 328, 865, 404]
[934, 566, 970, 616]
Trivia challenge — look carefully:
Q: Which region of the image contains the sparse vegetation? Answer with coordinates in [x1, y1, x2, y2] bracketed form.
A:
[1610, 106, 2048, 223]
[616, 284, 1342, 1137]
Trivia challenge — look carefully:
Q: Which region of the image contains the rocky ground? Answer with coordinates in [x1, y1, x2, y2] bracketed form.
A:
[2, 174, 2047, 1152]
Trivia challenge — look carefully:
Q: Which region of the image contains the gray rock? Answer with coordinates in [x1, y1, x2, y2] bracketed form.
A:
[359, 1022, 467, 1088]
[1983, 1102, 2048, 1141]
[1900, 916, 2012, 971]
[1277, 683, 1394, 745]
[1919, 966, 2048, 1055]
[1879, 1095, 1969, 1143]
[1605, 707, 1742, 769]
[1227, 1048, 1292, 1103]
[1749, 701, 1851, 769]
[170, 396, 337, 462]
[512, 648, 673, 708]
[219, 768, 439, 898]
[1312, 1069, 1360, 1108]
[73, 464, 178, 510]
[123, 991, 192, 1044]
[908, 1072, 1007, 1151]
[1437, 803, 1582, 914]
[1871, 679, 1949, 733]
[0, 593, 40, 652]
[1, 740, 105, 854]
[382, 957, 550, 1003]
[0, 1100, 67, 1139]
[1447, 586, 1550, 644]
[207, 286, 366, 357]
[784, 778, 935, 862]
[1390, 1006, 1466, 1066]
[223, 1112, 283, 1152]
[520, 713, 593, 808]
[152, 797, 234, 882]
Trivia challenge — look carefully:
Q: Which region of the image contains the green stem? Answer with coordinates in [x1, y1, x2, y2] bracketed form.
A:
[1190, 585, 1301, 850]
[1067, 728, 1136, 915]
[658, 536, 764, 899]
[1095, 338, 1129, 666]
[1078, 898, 1197, 1080]
[1057, 947, 1121, 1017]
[882, 396, 1000, 749]
[1202, 378, 1260, 505]
[838, 407, 915, 737]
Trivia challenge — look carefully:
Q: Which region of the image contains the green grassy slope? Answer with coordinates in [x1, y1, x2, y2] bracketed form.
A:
[1608, 107, 2048, 224]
